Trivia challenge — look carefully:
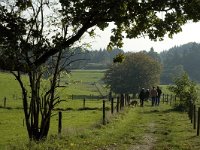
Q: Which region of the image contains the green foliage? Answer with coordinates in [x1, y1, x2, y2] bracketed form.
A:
[146, 47, 161, 62]
[168, 72, 198, 111]
[1, 1, 200, 70]
[104, 52, 161, 94]
[160, 42, 200, 84]
[113, 53, 125, 63]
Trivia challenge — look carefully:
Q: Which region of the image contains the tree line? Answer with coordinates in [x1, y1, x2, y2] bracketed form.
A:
[160, 42, 200, 84]
[68, 42, 200, 84]
[65, 48, 124, 70]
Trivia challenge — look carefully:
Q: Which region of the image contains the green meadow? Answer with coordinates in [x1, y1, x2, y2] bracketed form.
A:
[0, 70, 200, 150]
[0, 70, 108, 149]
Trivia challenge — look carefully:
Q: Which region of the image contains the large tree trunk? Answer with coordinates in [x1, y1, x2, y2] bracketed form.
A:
[24, 72, 53, 141]
[12, 69, 54, 141]
[12, 50, 62, 141]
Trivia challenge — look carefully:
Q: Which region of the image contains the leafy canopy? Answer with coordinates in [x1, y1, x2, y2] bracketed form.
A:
[1, 0, 200, 70]
[104, 52, 161, 94]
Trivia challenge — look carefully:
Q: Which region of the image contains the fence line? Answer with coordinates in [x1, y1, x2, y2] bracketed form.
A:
[187, 103, 200, 136]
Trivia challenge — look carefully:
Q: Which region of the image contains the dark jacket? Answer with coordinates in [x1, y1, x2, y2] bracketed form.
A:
[139, 89, 146, 100]
[157, 88, 162, 98]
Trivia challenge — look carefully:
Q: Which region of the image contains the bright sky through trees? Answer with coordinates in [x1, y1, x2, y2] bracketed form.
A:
[87, 22, 200, 53]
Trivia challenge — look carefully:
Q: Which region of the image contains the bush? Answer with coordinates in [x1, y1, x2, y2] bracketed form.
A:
[173, 103, 188, 112]
[168, 72, 198, 112]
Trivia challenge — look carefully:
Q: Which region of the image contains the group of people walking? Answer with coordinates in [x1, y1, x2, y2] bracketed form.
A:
[139, 86, 162, 107]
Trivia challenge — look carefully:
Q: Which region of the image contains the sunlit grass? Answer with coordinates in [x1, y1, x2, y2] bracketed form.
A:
[0, 70, 108, 149]
[1, 70, 200, 149]
[9, 103, 200, 150]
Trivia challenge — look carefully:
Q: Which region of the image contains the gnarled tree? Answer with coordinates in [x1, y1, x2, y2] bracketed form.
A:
[1, 0, 200, 141]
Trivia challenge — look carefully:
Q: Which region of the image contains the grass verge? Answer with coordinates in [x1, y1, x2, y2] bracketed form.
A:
[7, 102, 200, 150]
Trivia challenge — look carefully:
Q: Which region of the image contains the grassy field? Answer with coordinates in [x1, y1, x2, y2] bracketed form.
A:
[0, 70, 108, 149]
[1, 70, 200, 149]
[6, 103, 200, 150]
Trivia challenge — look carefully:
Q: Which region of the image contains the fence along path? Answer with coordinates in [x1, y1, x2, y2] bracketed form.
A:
[2, 92, 199, 138]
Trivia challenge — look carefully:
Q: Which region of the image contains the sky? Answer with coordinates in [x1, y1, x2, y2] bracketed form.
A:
[87, 21, 200, 53]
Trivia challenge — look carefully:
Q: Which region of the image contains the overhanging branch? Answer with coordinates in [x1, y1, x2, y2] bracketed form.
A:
[33, 21, 96, 68]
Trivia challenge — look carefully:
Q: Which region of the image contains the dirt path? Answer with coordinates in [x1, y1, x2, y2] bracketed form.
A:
[98, 104, 198, 150]
[128, 123, 156, 150]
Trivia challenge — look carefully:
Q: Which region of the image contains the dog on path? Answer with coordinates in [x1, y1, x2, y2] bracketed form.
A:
[129, 100, 138, 107]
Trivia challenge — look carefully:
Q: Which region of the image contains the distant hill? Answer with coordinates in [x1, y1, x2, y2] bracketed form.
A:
[62, 42, 200, 84]
[160, 42, 200, 83]
[47, 42, 200, 84]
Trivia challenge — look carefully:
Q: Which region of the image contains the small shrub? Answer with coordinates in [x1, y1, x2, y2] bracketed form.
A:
[172, 103, 188, 112]
[168, 72, 198, 112]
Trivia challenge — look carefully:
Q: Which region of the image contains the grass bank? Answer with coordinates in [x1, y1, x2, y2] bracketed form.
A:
[8, 102, 200, 150]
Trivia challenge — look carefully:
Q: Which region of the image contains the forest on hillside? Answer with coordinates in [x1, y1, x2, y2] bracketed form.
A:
[66, 42, 200, 84]
[160, 42, 200, 84]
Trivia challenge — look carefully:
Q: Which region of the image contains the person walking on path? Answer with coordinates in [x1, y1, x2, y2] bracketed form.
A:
[139, 88, 146, 107]
[156, 86, 162, 106]
[150, 86, 157, 106]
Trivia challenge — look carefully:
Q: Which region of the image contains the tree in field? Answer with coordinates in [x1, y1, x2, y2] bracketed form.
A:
[168, 72, 198, 111]
[1, 0, 200, 141]
[104, 52, 161, 94]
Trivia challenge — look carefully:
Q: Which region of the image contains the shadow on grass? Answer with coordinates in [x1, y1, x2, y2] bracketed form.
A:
[139, 108, 175, 115]
[70, 94, 107, 100]
[0, 105, 21, 110]
[0, 105, 110, 111]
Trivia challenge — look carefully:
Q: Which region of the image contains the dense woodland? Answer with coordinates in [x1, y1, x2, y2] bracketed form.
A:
[67, 42, 200, 84]
[160, 42, 200, 84]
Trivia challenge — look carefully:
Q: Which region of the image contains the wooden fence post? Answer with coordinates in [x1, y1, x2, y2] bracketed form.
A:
[197, 107, 200, 136]
[191, 104, 194, 124]
[111, 98, 114, 114]
[120, 95, 122, 110]
[58, 111, 62, 135]
[120, 94, 124, 109]
[103, 100, 106, 125]
[188, 100, 193, 121]
[194, 105, 196, 129]
[124, 94, 127, 106]
[162, 94, 165, 103]
[117, 97, 119, 112]
[4, 97, 6, 108]
[174, 95, 176, 105]
[83, 98, 86, 108]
